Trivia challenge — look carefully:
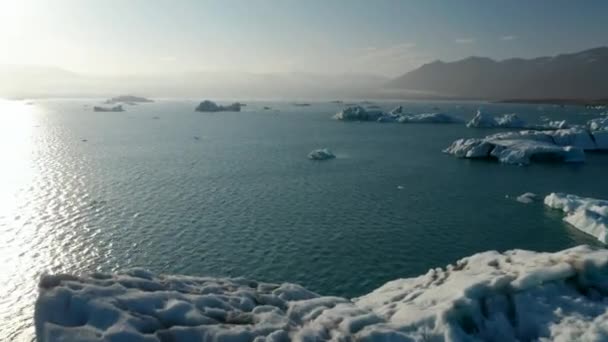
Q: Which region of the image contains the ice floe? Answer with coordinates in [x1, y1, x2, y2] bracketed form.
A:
[544, 193, 608, 243]
[308, 148, 336, 160]
[36, 245, 608, 341]
[516, 192, 538, 204]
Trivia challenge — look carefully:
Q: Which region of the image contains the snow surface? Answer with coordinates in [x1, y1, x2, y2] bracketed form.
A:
[36, 246, 608, 341]
[308, 148, 336, 160]
[516, 192, 538, 204]
[544, 193, 608, 244]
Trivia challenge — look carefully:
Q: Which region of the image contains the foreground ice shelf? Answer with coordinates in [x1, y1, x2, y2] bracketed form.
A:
[36, 245, 608, 341]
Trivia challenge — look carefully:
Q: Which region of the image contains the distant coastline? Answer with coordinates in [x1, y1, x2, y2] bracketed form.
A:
[496, 98, 608, 106]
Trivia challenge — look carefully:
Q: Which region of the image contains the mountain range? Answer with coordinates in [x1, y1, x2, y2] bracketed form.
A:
[2, 47, 607, 100]
[387, 47, 608, 100]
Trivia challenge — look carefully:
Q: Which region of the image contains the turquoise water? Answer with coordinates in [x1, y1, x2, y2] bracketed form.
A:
[1, 99, 607, 340]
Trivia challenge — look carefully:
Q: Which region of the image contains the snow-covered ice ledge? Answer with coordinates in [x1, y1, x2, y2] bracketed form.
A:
[36, 246, 608, 341]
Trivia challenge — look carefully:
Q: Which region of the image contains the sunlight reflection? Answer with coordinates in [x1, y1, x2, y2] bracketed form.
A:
[0, 99, 40, 341]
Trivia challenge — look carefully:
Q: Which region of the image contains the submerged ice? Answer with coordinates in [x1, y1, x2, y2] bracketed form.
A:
[36, 246, 608, 342]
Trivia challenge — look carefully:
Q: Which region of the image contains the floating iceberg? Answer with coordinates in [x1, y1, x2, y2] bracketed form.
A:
[516, 192, 538, 204]
[93, 105, 124, 112]
[334, 106, 462, 124]
[446, 127, 608, 165]
[334, 106, 385, 121]
[544, 193, 608, 243]
[105, 95, 153, 104]
[467, 110, 527, 128]
[36, 246, 608, 341]
[444, 137, 585, 165]
[398, 113, 463, 124]
[195, 100, 241, 112]
[308, 148, 336, 160]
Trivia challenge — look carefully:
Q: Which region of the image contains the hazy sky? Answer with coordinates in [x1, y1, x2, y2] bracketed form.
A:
[1, 0, 607, 76]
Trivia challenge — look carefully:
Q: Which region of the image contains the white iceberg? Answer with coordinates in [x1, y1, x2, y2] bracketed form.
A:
[308, 148, 335, 160]
[398, 113, 463, 124]
[444, 137, 585, 165]
[446, 126, 608, 165]
[467, 110, 527, 128]
[36, 246, 608, 341]
[544, 193, 608, 243]
[334, 106, 385, 121]
[516, 192, 538, 204]
[334, 106, 462, 124]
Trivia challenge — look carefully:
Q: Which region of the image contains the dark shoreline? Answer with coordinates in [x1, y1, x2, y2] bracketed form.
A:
[496, 98, 608, 106]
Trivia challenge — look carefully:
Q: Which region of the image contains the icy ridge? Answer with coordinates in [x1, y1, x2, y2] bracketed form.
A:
[36, 245, 608, 341]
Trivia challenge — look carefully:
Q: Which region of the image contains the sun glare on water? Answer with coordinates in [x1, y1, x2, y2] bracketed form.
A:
[0, 99, 42, 340]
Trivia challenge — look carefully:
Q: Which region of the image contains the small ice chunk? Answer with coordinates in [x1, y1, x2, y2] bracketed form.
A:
[308, 148, 335, 160]
[516, 192, 538, 204]
[467, 110, 527, 128]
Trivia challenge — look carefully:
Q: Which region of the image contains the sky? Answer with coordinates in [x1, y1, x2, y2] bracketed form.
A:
[1, 0, 607, 77]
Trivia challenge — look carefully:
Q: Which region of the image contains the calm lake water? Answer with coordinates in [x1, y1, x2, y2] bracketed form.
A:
[1, 99, 607, 340]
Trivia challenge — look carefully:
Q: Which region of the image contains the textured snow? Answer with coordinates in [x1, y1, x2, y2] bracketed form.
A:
[544, 193, 608, 243]
[36, 246, 608, 342]
[308, 148, 336, 160]
[516, 192, 538, 204]
[466, 110, 527, 128]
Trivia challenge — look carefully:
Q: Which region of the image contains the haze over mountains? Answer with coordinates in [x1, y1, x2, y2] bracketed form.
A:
[1, 47, 607, 100]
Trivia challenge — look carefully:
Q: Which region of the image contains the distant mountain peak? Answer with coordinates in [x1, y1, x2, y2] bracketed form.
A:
[387, 47, 608, 99]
